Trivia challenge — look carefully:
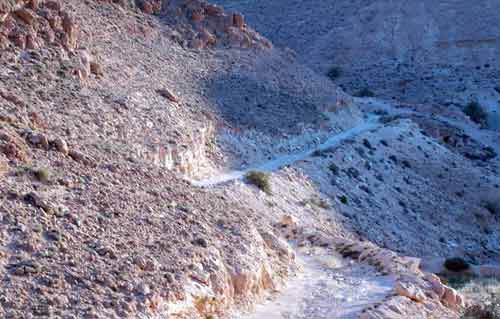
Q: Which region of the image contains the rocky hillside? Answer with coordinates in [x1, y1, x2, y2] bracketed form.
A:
[0, 0, 356, 318]
[213, 0, 500, 110]
[1, 0, 499, 319]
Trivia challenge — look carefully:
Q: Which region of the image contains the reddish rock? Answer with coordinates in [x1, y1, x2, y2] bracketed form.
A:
[27, 0, 39, 10]
[157, 88, 179, 103]
[190, 11, 205, 23]
[62, 12, 78, 50]
[200, 28, 216, 46]
[26, 33, 40, 49]
[12, 34, 27, 49]
[45, 12, 63, 30]
[69, 149, 96, 166]
[45, 0, 62, 11]
[142, 2, 154, 15]
[0, 35, 8, 49]
[90, 61, 103, 77]
[190, 38, 204, 49]
[443, 287, 460, 308]
[15, 8, 37, 26]
[28, 132, 49, 149]
[0, 154, 8, 177]
[232, 13, 245, 28]
[204, 4, 223, 16]
[52, 137, 69, 156]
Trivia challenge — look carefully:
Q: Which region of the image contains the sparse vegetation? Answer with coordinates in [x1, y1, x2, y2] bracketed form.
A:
[339, 195, 348, 204]
[33, 168, 50, 183]
[327, 66, 342, 80]
[245, 171, 271, 194]
[464, 101, 488, 125]
[354, 88, 375, 98]
[329, 163, 340, 176]
[462, 304, 498, 319]
[440, 272, 475, 290]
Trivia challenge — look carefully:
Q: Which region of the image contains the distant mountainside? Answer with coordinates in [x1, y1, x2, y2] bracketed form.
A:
[213, 0, 500, 107]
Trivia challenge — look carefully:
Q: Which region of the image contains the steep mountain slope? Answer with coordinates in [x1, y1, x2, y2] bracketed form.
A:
[1, 0, 499, 319]
[0, 0, 355, 318]
[213, 0, 500, 109]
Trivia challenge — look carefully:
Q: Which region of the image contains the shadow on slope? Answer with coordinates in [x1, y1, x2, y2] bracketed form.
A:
[203, 72, 326, 135]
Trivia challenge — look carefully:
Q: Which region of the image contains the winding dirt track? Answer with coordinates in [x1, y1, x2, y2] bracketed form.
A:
[232, 249, 394, 319]
[193, 115, 380, 187]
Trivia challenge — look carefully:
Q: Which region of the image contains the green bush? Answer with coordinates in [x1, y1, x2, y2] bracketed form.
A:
[444, 257, 470, 272]
[327, 67, 342, 81]
[339, 195, 348, 204]
[245, 171, 271, 194]
[464, 102, 488, 125]
[33, 168, 50, 183]
[329, 163, 340, 176]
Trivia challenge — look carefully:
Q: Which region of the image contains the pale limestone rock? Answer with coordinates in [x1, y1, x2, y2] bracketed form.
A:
[279, 214, 297, 228]
[28, 132, 49, 149]
[395, 281, 426, 302]
[443, 287, 458, 307]
[53, 137, 69, 156]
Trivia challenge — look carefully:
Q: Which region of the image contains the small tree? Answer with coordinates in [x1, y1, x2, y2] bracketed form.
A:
[327, 67, 342, 81]
[464, 102, 487, 125]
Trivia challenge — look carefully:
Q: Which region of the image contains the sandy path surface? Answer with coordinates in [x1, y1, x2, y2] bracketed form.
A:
[232, 249, 394, 319]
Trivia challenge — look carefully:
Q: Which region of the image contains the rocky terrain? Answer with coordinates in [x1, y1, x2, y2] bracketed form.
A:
[213, 0, 500, 125]
[1, 0, 499, 319]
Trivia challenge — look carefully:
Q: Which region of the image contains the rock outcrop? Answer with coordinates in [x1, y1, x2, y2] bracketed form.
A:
[0, 0, 79, 51]
[134, 123, 215, 178]
[158, 0, 272, 50]
[336, 240, 465, 319]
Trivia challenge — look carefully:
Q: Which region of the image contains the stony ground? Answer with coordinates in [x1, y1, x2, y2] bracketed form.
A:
[212, 0, 500, 108]
[1, 0, 499, 319]
[0, 0, 350, 317]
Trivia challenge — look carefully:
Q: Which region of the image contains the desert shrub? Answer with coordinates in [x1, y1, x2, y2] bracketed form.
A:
[245, 171, 271, 194]
[327, 66, 342, 80]
[355, 88, 375, 97]
[339, 195, 348, 204]
[33, 168, 50, 183]
[464, 101, 488, 125]
[444, 257, 470, 272]
[329, 163, 340, 176]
